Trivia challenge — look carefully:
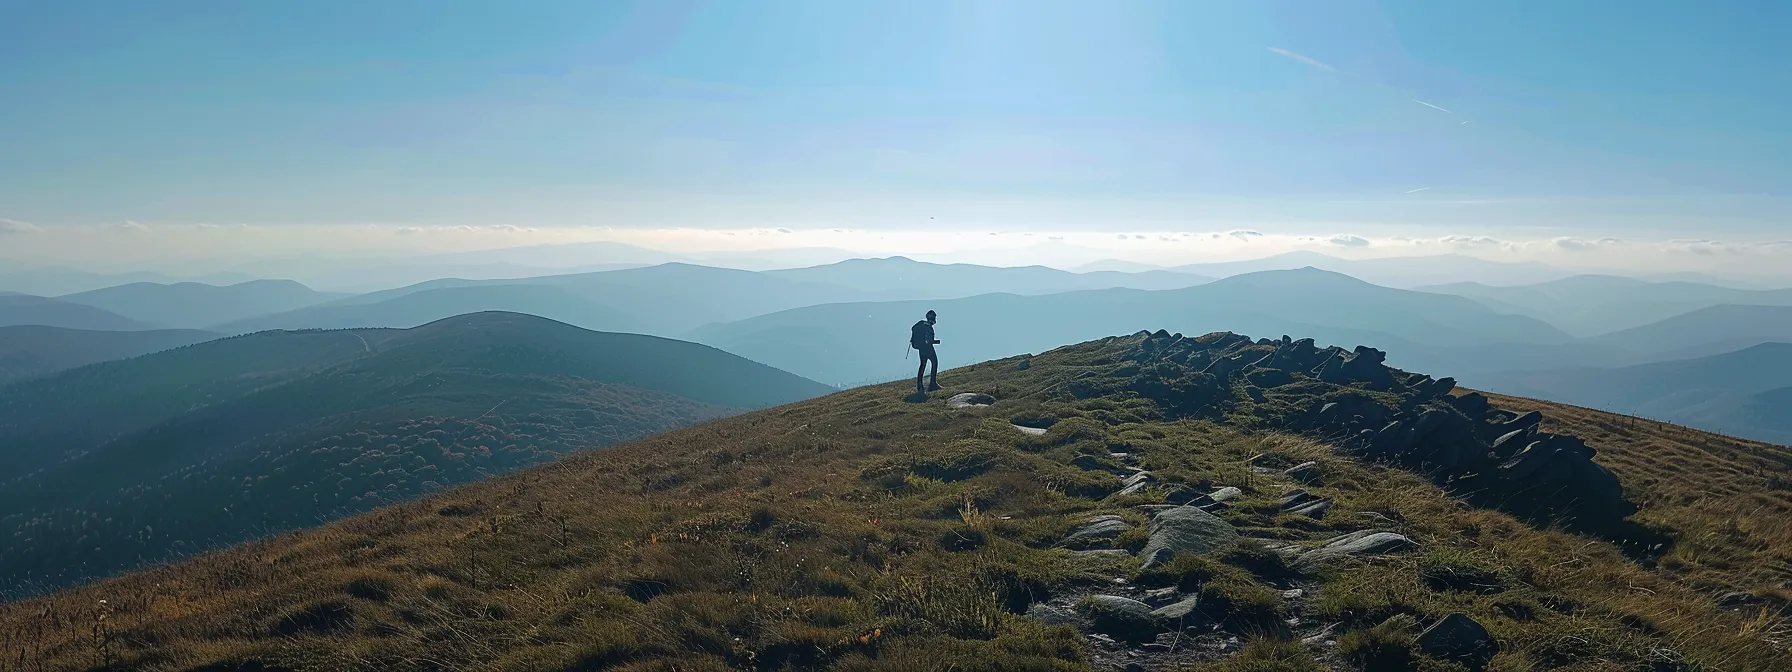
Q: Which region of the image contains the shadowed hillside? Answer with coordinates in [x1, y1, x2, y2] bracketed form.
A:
[0, 326, 219, 385]
[58, 280, 344, 329]
[1419, 275, 1792, 336]
[1476, 343, 1792, 444]
[0, 294, 152, 331]
[6, 330, 1786, 671]
[0, 312, 831, 598]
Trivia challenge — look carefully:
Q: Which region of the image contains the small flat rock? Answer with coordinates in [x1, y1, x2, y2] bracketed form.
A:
[1061, 517, 1134, 547]
[1207, 486, 1244, 502]
[1284, 461, 1322, 483]
[1122, 471, 1155, 487]
[1151, 596, 1206, 622]
[1139, 506, 1241, 569]
[945, 392, 996, 409]
[1296, 531, 1417, 567]
[1278, 490, 1317, 510]
[1288, 499, 1332, 518]
[1025, 602, 1084, 627]
[1077, 595, 1160, 641]
[1280, 589, 1305, 600]
[1417, 613, 1496, 665]
[1141, 587, 1181, 606]
[1012, 423, 1048, 436]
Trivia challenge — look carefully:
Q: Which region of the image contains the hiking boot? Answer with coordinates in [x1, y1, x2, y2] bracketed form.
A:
[927, 381, 942, 392]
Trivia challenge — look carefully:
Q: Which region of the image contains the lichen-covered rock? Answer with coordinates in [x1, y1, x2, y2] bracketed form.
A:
[1295, 531, 1417, 567]
[944, 393, 995, 409]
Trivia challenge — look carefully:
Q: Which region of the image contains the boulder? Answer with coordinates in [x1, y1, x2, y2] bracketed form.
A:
[1288, 499, 1332, 518]
[1012, 423, 1048, 437]
[1296, 531, 1417, 567]
[1496, 410, 1542, 434]
[1416, 613, 1496, 666]
[1077, 595, 1160, 641]
[1140, 587, 1181, 606]
[1491, 426, 1537, 457]
[1163, 486, 1207, 506]
[1448, 392, 1490, 418]
[1207, 486, 1244, 503]
[1139, 506, 1241, 569]
[945, 393, 996, 409]
[1278, 490, 1318, 510]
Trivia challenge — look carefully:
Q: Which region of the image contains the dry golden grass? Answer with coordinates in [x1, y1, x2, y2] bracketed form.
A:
[1, 339, 1788, 671]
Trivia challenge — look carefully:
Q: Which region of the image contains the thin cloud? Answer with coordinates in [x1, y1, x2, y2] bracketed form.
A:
[1266, 47, 1335, 72]
[776, 228, 793, 234]
[1551, 237, 1623, 252]
[1403, 187, 1431, 194]
[394, 226, 426, 236]
[1326, 234, 1371, 248]
[0, 218, 41, 234]
[1411, 99, 1452, 114]
[107, 221, 150, 233]
[1439, 235, 1506, 248]
[1227, 229, 1264, 241]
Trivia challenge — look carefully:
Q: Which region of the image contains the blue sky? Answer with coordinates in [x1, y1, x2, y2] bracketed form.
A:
[1, 1, 1789, 271]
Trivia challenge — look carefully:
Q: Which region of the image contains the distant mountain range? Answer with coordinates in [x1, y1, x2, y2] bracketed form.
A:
[1169, 251, 1574, 288]
[0, 326, 219, 385]
[0, 267, 257, 296]
[1476, 342, 1792, 444]
[1419, 274, 1792, 336]
[0, 312, 830, 596]
[690, 267, 1574, 386]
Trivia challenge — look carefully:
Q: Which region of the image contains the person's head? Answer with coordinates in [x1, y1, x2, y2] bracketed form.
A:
[925, 310, 937, 324]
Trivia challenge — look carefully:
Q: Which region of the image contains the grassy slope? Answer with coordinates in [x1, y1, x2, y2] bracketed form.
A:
[4, 335, 1789, 671]
[0, 326, 220, 385]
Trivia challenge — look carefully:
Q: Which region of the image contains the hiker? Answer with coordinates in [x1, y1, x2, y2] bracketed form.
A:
[911, 310, 941, 394]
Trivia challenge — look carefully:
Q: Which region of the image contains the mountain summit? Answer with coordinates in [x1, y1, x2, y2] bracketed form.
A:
[6, 329, 1784, 670]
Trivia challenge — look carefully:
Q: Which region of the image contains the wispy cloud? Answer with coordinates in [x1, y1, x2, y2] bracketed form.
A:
[1326, 234, 1371, 248]
[107, 220, 150, 233]
[1411, 99, 1452, 114]
[1550, 236, 1624, 251]
[1227, 229, 1264, 241]
[1403, 187, 1431, 194]
[0, 218, 41, 235]
[1266, 47, 1335, 72]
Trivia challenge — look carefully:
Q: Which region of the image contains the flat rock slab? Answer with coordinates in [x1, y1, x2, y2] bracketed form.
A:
[1012, 424, 1048, 436]
[1139, 506, 1241, 568]
[945, 393, 996, 409]
[1152, 596, 1207, 623]
[1295, 531, 1416, 568]
[1284, 461, 1322, 483]
[1208, 486, 1244, 502]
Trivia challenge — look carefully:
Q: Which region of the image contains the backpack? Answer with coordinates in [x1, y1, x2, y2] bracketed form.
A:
[910, 320, 932, 349]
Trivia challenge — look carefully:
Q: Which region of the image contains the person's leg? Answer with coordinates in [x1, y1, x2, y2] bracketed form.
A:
[926, 352, 940, 389]
[916, 355, 928, 392]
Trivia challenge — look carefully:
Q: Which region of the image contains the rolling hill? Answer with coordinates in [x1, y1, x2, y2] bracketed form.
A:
[693, 267, 1571, 386]
[0, 267, 258, 297]
[5, 331, 1786, 670]
[1474, 342, 1792, 444]
[0, 294, 154, 331]
[1589, 304, 1792, 358]
[58, 279, 345, 328]
[0, 312, 831, 597]
[1171, 251, 1572, 288]
[1418, 275, 1792, 336]
[0, 325, 219, 385]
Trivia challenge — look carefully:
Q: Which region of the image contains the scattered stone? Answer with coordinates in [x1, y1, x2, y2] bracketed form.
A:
[1278, 490, 1317, 510]
[1141, 587, 1180, 606]
[1416, 613, 1496, 666]
[1296, 531, 1417, 567]
[1015, 359, 1032, 370]
[1077, 595, 1160, 641]
[944, 392, 995, 409]
[1152, 596, 1207, 623]
[1123, 471, 1154, 487]
[1025, 602, 1083, 627]
[1139, 506, 1241, 569]
[1012, 423, 1048, 436]
[1284, 461, 1322, 483]
[1061, 516, 1134, 547]
[1288, 499, 1332, 518]
[1070, 454, 1111, 471]
[1207, 486, 1244, 503]
[1300, 623, 1340, 646]
[1281, 589, 1304, 600]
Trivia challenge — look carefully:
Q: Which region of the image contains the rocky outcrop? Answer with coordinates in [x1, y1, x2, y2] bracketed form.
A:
[1295, 530, 1417, 568]
[1097, 330, 1638, 532]
[944, 392, 995, 409]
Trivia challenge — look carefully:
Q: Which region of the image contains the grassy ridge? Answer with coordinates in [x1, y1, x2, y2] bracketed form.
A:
[2, 333, 1788, 670]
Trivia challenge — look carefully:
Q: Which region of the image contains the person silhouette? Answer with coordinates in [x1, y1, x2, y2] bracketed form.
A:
[910, 310, 940, 394]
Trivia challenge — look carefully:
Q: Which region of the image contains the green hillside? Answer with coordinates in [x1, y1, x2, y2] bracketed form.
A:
[6, 330, 1787, 670]
[0, 325, 219, 385]
[0, 312, 831, 597]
